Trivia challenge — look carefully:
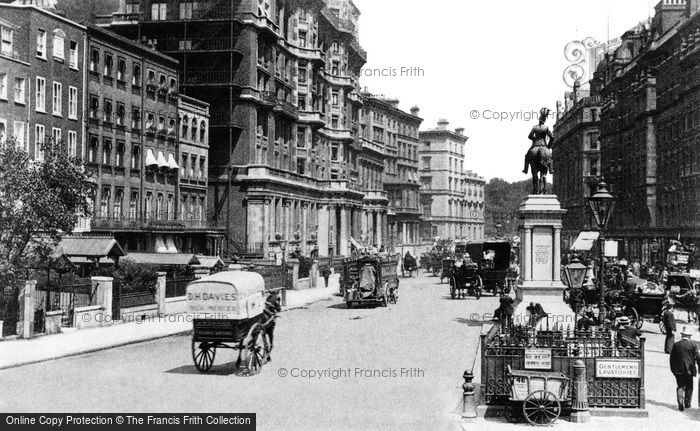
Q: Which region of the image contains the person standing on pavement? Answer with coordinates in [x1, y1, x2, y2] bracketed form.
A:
[663, 303, 677, 354]
[669, 327, 700, 411]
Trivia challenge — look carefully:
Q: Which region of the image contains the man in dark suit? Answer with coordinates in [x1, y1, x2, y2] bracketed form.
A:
[670, 327, 700, 410]
[663, 303, 677, 354]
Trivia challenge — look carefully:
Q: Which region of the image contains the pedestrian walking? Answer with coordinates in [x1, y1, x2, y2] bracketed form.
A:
[669, 327, 700, 411]
[497, 294, 515, 331]
[262, 290, 281, 362]
[663, 303, 677, 354]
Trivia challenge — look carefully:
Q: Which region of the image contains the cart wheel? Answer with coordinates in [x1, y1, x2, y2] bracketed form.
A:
[659, 319, 666, 334]
[246, 325, 268, 375]
[522, 390, 561, 426]
[191, 340, 216, 373]
[450, 277, 457, 299]
[625, 306, 642, 329]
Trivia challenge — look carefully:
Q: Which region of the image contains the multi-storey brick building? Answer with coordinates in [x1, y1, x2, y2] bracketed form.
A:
[0, 3, 85, 160]
[80, 25, 219, 256]
[358, 94, 423, 250]
[418, 120, 485, 241]
[553, 85, 602, 249]
[595, 0, 700, 264]
[101, 0, 372, 259]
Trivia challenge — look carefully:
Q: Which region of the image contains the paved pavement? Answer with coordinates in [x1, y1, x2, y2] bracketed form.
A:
[0, 286, 336, 370]
[1, 273, 699, 430]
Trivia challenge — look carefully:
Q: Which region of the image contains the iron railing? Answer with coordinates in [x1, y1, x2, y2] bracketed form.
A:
[166, 278, 195, 298]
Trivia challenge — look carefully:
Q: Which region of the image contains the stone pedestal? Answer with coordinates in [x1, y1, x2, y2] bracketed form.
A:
[514, 195, 576, 329]
[44, 310, 63, 335]
[155, 272, 167, 317]
[92, 276, 113, 324]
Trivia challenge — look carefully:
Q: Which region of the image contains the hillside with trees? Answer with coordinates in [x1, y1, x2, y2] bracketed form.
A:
[483, 178, 552, 239]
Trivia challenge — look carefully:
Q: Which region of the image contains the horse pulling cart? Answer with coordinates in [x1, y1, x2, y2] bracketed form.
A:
[187, 272, 272, 375]
[449, 260, 483, 299]
[504, 365, 570, 426]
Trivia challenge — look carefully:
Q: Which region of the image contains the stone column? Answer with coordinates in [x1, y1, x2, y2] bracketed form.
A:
[402, 222, 408, 245]
[246, 197, 264, 253]
[92, 276, 113, 325]
[283, 199, 292, 241]
[318, 204, 329, 257]
[263, 198, 271, 257]
[339, 205, 349, 256]
[301, 202, 309, 254]
[156, 271, 167, 317]
[361, 210, 368, 237]
[553, 227, 562, 282]
[374, 211, 383, 247]
[522, 226, 532, 282]
[17, 280, 36, 339]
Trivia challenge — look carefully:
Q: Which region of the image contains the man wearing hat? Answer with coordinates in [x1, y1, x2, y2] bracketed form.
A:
[616, 316, 642, 348]
[669, 327, 700, 410]
[663, 302, 677, 354]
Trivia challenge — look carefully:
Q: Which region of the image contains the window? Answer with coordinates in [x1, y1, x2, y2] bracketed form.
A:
[116, 141, 125, 167]
[114, 189, 124, 218]
[200, 121, 206, 142]
[68, 86, 78, 119]
[113, 103, 124, 126]
[67, 131, 77, 157]
[0, 119, 5, 144]
[331, 144, 339, 161]
[69, 41, 78, 68]
[332, 61, 339, 75]
[12, 77, 25, 104]
[88, 136, 98, 163]
[332, 90, 339, 106]
[0, 73, 6, 99]
[189, 155, 194, 178]
[151, 2, 167, 20]
[90, 49, 99, 72]
[181, 115, 189, 138]
[331, 115, 339, 128]
[103, 54, 113, 76]
[298, 30, 307, 47]
[129, 191, 138, 218]
[52, 82, 62, 116]
[296, 158, 306, 175]
[180, 2, 195, 19]
[146, 112, 155, 130]
[35, 124, 45, 160]
[102, 139, 112, 164]
[35, 77, 46, 112]
[100, 188, 110, 217]
[103, 99, 113, 123]
[89, 94, 98, 119]
[52, 30, 65, 60]
[297, 128, 306, 148]
[422, 156, 431, 170]
[131, 145, 140, 169]
[132, 107, 141, 129]
[168, 117, 176, 134]
[298, 67, 307, 84]
[126, 2, 140, 14]
[13, 121, 25, 149]
[117, 58, 126, 81]
[132, 64, 141, 86]
[36, 29, 46, 58]
[191, 118, 197, 141]
[180, 153, 188, 177]
[52, 127, 61, 143]
[1, 26, 12, 56]
[331, 41, 339, 52]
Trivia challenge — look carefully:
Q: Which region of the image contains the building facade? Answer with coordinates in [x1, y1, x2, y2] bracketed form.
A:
[81, 25, 219, 255]
[0, 4, 85, 161]
[553, 85, 602, 249]
[359, 94, 423, 251]
[418, 120, 485, 241]
[595, 0, 700, 264]
[102, 0, 372, 259]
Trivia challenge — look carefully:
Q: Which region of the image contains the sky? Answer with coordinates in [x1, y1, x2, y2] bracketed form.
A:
[352, 0, 657, 183]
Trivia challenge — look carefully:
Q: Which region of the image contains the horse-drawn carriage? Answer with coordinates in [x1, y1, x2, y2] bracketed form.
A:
[440, 257, 455, 283]
[448, 259, 483, 299]
[187, 271, 272, 374]
[463, 241, 512, 295]
[401, 253, 418, 277]
[342, 255, 400, 308]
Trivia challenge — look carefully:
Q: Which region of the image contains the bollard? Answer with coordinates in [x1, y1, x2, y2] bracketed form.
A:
[570, 359, 591, 423]
[462, 370, 477, 419]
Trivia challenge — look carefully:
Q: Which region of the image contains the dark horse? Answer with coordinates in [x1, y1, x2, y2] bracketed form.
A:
[523, 108, 554, 194]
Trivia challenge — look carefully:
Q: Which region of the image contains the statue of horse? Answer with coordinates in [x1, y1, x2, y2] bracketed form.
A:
[527, 145, 552, 195]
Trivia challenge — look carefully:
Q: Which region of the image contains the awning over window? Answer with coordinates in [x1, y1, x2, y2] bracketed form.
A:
[156, 151, 168, 169]
[167, 153, 179, 170]
[155, 235, 168, 253]
[165, 235, 178, 254]
[570, 231, 600, 251]
[145, 149, 158, 167]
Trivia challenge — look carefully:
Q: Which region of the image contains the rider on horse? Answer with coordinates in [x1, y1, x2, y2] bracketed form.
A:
[522, 107, 554, 175]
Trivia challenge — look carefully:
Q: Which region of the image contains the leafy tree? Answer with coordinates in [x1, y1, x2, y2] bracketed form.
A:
[484, 178, 532, 239]
[0, 137, 92, 287]
[112, 259, 158, 293]
[55, 0, 119, 25]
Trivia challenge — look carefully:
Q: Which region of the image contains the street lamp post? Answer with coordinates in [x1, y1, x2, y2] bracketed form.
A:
[588, 180, 616, 323]
[563, 254, 589, 316]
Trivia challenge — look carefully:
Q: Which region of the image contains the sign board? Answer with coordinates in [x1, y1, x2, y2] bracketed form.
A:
[524, 348, 552, 370]
[604, 240, 618, 257]
[512, 376, 529, 400]
[676, 254, 689, 265]
[595, 359, 641, 378]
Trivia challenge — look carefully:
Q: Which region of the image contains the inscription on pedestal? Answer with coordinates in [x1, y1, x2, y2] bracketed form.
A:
[535, 245, 549, 265]
[532, 228, 553, 280]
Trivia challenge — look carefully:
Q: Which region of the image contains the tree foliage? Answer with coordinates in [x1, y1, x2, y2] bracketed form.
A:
[112, 259, 158, 293]
[55, 0, 119, 25]
[0, 137, 92, 285]
[483, 178, 532, 239]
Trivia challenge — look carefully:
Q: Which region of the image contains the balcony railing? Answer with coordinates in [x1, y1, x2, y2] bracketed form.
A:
[89, 212, 220, 231]
[183, 70, 231, 86]
[298, 111, 326, 125]
[258, 90, 277, 105]
[275, 100, 299, 118]
[158, 37, 241, 53]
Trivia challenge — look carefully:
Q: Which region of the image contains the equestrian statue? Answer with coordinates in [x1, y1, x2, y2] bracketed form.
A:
[522, 107, 554, 195]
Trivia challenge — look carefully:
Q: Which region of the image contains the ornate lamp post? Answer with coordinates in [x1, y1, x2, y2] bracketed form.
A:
[563, 254, 589, 316]
[587, 180, 616, 322]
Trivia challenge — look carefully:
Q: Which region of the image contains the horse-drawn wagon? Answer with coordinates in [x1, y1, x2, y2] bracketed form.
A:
[342, 255, 399, 308]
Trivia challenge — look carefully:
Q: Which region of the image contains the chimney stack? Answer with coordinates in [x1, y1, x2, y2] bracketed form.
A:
[410, 106, 420, 116]
[437, 119, 449, 130]
[455, 128, 465, 135]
